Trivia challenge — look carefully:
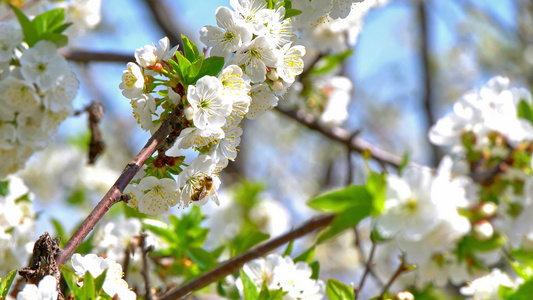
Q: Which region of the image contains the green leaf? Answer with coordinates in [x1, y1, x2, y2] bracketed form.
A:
[61, 265, 84, 299]
[294, 247, 315, 263]
[283, 241, 294, 256]
[266, 0, 276, 9]
[517, 99, 533, 125]
[168, 58, 183, 78]
[257, 282, 283, 300]
[192, 56, 225, 83]
[326, 279, 355, 300]
[309, 50, 354, 75]
[176, 53, 192, 83]
[32, 8, 66, 36]
[10, 4, 38, 46]
[94, 269, 108, 295]
[308, 185, 372, 213]
[142, 219, 177, 244]
[83, 271, 96, 300]
[366, 172, 386, 216]
[0, 181, 8, 197]
[39, 32, 68, 48]
[0, 269, 17, 298]
[182, 35, 200, 62]
[67, 188, 86, 206]
[186, 57, 204, 84]
[240, 269, 259, 300]
[309, 261, 320, 280]
[317, 203, 373, 243]
[284, 8, 302, 18]
[507, 278, 533, 300]
[186, 247, 216, 271]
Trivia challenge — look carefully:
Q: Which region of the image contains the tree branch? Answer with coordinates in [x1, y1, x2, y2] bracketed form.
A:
[56, 105, 184, 265]
[141, 0, 184, 51]
[158, 214, 335, 300]
[59, 49, 132, 63]
[417, 0, 439, 167]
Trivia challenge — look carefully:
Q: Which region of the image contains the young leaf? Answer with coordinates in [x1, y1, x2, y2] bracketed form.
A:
[0, 181, 8, 197]
[0, 269, 17, 298]
[175, 53, 192, 83]
[283, 240, 294, 256]
[9, 4, 38, 46]
[61, 265, 84, 299]
[284, 9, 302, 19]
[294, 247, 315, 263]
[366, 172, 386, 216]
[83, 271, 96, 300]
[168, 58, 183, 78]
[39, 32, 68, 48]
[507, 278, 533, 300]
[142, 219, 177, 244]
[182, 34, 200, 62]
[240, 269, 259, 300]
[94, 269, 108, 295]
[317, 203, 373, 243]
[309, 50, 354, 75]
[308, 185, 372, 213]
[309, 261, 320, 280]
[186, 247, 216, 271]
[517, 99, 533, 125]
[50, 218, 66, 247]
[32, 8, 66, 36]
[186, 57, 204, 84]
[192, 56, 225, 82]
[326, 279, 355, 300]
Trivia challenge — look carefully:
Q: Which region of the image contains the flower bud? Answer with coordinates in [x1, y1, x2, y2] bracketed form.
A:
[184, 105, 194, 121]
[152, 62, 164, 73]
[473, 220, 494, 241]
[272, 80, 283, 92]
[267, 68, 279, 81]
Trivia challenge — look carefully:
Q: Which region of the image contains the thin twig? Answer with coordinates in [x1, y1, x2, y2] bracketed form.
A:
[355, 239, 377, 298]
[56, 105, 185, 265]
[377, 256, 410, 300]
[140, 234, 155, 300]
[158, 214, 335, 300]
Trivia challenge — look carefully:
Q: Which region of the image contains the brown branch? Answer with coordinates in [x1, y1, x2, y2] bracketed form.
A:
[274, 107, 416, 169]
[141, 0, 184, 51]
[417, 0, 439, 167]
[158, 214, 335, 300]
[355, 239, 377, 298]
[377, 256, 411, 300]
[56, 105, 184, 266]
[59, 49, 133, 63]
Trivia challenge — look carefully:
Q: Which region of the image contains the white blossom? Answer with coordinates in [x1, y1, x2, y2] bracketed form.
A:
[0, 77, 41, 118]
[0, 22, 22, 62]
[229, 36, 278, 83]
[187, 76, 231, 130]
[17, 275, 58, 300]
[19, 41, 71, 91]
[247, 83, 279, 119]
[119, 62, 145, 99]
[177, 155, 220, 207]
[137, 176, 178, 215]
[460, 269, 517, 300]
[276, 43, 305, 84]
[135, 36, 179, 68]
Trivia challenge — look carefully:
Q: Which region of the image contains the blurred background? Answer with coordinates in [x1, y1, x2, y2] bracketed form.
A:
[3, 0, 530, 297]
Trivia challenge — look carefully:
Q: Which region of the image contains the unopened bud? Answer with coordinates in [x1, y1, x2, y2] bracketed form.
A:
[473, 220, 494, 241]
[393, 291, 414, 300]
[267, 68, 279, 81]
[153, 62, 164, 73]
[479, 202, 498, 218]
[272, 80, 283, 92]
[185, 105, 194, 121]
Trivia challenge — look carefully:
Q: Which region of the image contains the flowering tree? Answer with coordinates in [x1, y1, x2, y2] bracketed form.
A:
[0, 0, 532, 300]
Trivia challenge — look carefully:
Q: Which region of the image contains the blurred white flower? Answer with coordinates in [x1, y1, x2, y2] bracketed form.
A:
[17, 275, 58, 300]
[460, 269, 517, 300]
[19, 41, 71, 91]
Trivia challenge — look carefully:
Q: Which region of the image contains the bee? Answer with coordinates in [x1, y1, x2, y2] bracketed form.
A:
[190, 176, 213, 202]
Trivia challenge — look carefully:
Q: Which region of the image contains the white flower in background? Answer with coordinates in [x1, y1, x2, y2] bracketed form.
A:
[119, 62, 145, 99]
[187, 76, 231, 130]
[71, 254, 136, 299]
[137, 176, 178, 215]
[319, 76, 352, 127]
[202, 192, 243, 245]
[55, 0, 102, 38]
[258, 7, 292, 48]
[16, 110, 63, 148]
[95, 218, 142, 261]
[43, 72, 80, 113]
[177, 155, 220, 207]
[16, 275, 58, 300]
[238, 254, 325, 300]
[207, 123, 243, 171]
[376, 167, 441, 240]
[329, 0, 364, 19]
[460, 269, 517, 300]
[178, 126, 224, 149]
[135, 36, 179, 69]
[131, 93, 156, 131]
[0, 77, 41, 118]
[230, 36, 278, 82]
[200, 7, 253, 59]
[276, 43, 305, 84]
[249, 197, 291, 237]
[19, 41, 70, 91]
[230, 0, 267, 34]
[247, 83, 279, 119]
[0, 22, 22, 61]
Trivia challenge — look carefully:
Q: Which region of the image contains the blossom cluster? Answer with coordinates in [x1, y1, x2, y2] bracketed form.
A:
[238, 253, 325, 299]
[0, 22, 79, 179]
[119, 1, 308, 215]
[357, 77, 533, 295]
